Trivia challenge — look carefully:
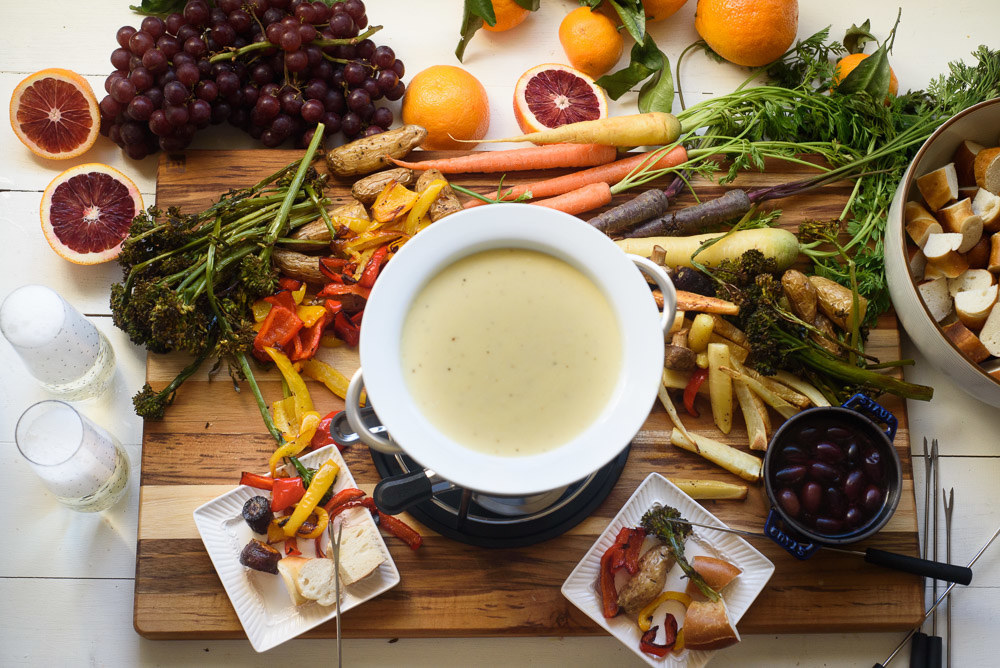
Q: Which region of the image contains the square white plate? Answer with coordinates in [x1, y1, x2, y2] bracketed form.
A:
[561, 472, 775, 668]
[193, 444, 400, 652]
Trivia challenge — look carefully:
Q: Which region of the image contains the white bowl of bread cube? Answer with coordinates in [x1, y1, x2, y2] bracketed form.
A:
[886, 96, 1000, 406]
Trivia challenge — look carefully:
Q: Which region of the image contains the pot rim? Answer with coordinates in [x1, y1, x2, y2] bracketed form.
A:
[358, 204, 668, 496]
[762, 405, 903, 545]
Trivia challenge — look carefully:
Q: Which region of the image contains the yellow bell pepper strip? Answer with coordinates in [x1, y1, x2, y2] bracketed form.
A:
[295, 506, 329, 539]
[264, 346, 315, 421]
[271, 396, 298, 437]
[404, 179, 446, 235]
[252, 299, 272, 323]
[283, 458, 339, 536]
[673, 628, 685, 654]
[291, 282, 307, 305]
[301, 359, 351, 399]
[371, 181, 419, 223]
[637, 591, 692, 632]
[296, 304, 328, 328]
[268, 411, 321, 476]
[334, 215, 372, 234]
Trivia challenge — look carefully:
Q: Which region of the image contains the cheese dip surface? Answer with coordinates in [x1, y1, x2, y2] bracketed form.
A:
[401, 248, 622, 457]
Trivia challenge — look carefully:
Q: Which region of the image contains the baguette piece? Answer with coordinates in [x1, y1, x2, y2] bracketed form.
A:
[974, 146, 1000, 194]
[922, 233, 969, 278]
[685, 556, 742, 600]
[941, 320, 991, 363]
[972, 188, 1000, 231]
[904, 201, 942, 248]
[683, 598, 741, 651]
[948, 268, 994, 297]
[336, 515, 388, 586]
[955, 284, 998, 330]
[916, 163, 959, 211]
[936, 198, 983, 252]
[917, 277, 953, 322]
[953, 139, 984, 187]
[276, 556, 311, 606]
[978, 303, 1000, 356]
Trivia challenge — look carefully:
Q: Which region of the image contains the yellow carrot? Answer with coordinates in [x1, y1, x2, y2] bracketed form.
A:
[472, 112, 682, 147]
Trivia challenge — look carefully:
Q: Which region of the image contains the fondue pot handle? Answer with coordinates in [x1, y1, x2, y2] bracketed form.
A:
[764, 509, 821, 560]
[628, 255, 677, 335]
[841, 393, 898, 442]
[345, 369, 403, 455]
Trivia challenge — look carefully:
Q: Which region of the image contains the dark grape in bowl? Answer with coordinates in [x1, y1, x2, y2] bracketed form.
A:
[762, 397, 902, 546]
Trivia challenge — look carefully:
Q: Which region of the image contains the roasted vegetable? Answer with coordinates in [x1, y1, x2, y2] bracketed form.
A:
[351, 167, 415, 204]
[326, 124, 427, 178]
[239, 538, 282, 574]
[272, 248, 327, 284]
[242, 496, 274, 534]
[616, 545, 675, 616]
[641, 505, 720, 602]
[417, 169, 462, 221]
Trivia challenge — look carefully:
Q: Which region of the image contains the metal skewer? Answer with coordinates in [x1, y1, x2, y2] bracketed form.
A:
[656, 517, 972, 584]
[874, 523, 1000, 668]
[943, 488, 955, 668]
[328, 521, 344, 668]
[931, 438, 939, 638]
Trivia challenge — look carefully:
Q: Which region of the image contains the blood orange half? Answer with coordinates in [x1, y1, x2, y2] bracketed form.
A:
[10, 68, 100, 160]
[40, 163, 143, 265]
[513, 63, 608, 134]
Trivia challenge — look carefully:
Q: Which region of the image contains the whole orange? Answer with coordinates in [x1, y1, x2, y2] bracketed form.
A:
[833, 53, 899, 97]
[558, 7, 624, 79]
[482, 0, 530, 32]
[694, 0, 798, 68]
[401, 66, 491, 150]
[643, 0, 690, 22]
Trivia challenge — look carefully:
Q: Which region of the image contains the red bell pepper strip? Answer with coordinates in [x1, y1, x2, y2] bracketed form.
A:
[290, 312, 330, 362]
[349, 310, 364, 326]
[323, 487, 366, 513]
[323, 299, 343, 316]
[639, 615, 678, 658]
[358, 245, 389, 289]
[377, 511, 422, 550]
[333, 311, 360, 346]
[599, 547, 620, 618]
[315, 536, 326, 558]
[240, 471, 275, 491]
[319, 257, 351, 282]
[271, 477, 306, 512]
[609, 527, 633, 572]
[327, 496, 377, 519]
[253, 300, 303, 354]
[317, 283, 371, 301]
[278, 277, 302, 291]
[311, 411, 340, 451]
[684, 368, 708, 418]
[284, 536, 301, 556]
[621, 528, 646, 575]
[264, 289, 298, 312]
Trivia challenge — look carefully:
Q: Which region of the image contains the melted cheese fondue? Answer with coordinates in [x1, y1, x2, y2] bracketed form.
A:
[400, 248, 621, 457]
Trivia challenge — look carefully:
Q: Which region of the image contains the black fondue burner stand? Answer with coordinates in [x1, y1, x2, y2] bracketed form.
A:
[369, 447, 630, 548]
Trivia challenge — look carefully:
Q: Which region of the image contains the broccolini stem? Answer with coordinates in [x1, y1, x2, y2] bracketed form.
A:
[204, 214, 281, 442]
[261, 124, 326, 265]
[306, 183, 336, 239]
[791, 339, 933, 401]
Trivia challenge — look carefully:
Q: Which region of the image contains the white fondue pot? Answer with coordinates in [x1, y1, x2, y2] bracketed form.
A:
[345, 203, 676, 497]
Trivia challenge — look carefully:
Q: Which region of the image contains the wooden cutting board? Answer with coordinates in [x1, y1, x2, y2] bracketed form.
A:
[134, 149, 923, 639]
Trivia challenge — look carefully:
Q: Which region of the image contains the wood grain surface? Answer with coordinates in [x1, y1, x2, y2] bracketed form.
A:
[134, 149, 923, 640]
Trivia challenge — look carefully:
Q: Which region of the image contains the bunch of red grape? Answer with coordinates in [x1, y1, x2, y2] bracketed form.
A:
[100, 0, 404, 159]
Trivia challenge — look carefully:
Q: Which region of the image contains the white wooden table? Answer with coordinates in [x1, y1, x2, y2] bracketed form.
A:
[1, 1, 998, 665]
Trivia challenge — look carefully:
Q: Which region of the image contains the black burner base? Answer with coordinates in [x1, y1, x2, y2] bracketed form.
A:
[370, 447, 630, 548]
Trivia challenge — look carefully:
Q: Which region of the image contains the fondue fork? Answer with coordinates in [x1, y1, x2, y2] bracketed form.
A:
[943, 488, 955, 668]
[874, 523, 1000, 668]
[654, 517, 972, 584]
[328, 521, 344, 668]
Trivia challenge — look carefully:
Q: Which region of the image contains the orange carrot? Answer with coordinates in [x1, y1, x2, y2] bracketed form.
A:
[388, 143, 618, 173]
[464, 145, 688, 208]
[530, 182, 613, 216]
